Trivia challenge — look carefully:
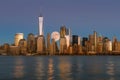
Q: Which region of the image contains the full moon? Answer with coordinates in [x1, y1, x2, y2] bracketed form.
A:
[51, 31, 60, 41]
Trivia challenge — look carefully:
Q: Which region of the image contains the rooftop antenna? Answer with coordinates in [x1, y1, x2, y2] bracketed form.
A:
[40, 7, 43, 17]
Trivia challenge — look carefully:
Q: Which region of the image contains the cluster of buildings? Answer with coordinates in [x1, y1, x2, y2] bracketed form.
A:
[0, 15, 120, 56]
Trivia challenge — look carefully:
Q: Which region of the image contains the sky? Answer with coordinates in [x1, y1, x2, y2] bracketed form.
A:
[0, 0, 120, 44]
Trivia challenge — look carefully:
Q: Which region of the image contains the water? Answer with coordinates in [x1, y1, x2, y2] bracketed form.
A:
[0, 56, 120, 80]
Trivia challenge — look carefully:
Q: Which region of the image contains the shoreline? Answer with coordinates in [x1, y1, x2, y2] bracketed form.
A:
[1, 53, 120, 56]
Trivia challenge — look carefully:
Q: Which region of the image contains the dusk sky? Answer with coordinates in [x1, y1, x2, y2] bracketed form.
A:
[0, 0, 120, 44]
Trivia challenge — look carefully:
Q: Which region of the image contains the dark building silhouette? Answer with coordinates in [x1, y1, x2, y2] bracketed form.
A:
[82, 37, 88, 47]
[72, 35, 78, 46]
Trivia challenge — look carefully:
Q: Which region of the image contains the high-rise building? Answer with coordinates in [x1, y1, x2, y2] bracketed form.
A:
[69, 45, 73, 54]
[93, 31, 97, 52]
[37, 35, 44, 54]
[60, 26, 66, 38]
[39, 15, 44, 35]
[107, 40, 112, 52]
[27, 33, 36, 53]
[66, 28, 69, 35]
[103, 37, 109, 53]
[65, 35, 70, 48]
[78, 36, 81, 45]
[50, 39, 56, 55]
[14, 33, 24, 46]
[19, 39, 27, 55]
[60, 38, 66, 54]
[72, 35, 78, 46]
[97, 34, 103, 54]
[72, 35, 79, 54]
[88, 35, 94, 52]
[47, 33, 51, 54]
[89, 35, 94, 45]
[65, 28, 71, 48]
[82, 37, 88, 47]
[112, 36, 120, 53]
[97, 42, 103, 54]
[97, 34, 103, 43]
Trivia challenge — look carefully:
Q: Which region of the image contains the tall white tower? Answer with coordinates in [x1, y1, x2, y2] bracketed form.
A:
[39, 15, 44, 35]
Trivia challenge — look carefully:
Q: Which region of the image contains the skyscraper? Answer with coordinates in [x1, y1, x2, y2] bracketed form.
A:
[19, 39, 27, 55]
[60, 38, 66, 54]
[50, 39, 56, 55]
[72, 35, 78, 46]
[39, 15, 44, 35]
[47, 33, 51, 54]
[82, 37, 88, 47]
[78, 36, 81, 45]
[65, 28, 71, 48]
[27, 33, 36, 53]
[93, 31, 97, 52]
[14, 33, 24, 46]
[37, 35, 44, 54]
[60, 26, 66, 38]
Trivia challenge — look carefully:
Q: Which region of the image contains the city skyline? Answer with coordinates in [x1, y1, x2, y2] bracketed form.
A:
[0, 15, 120, 55]
[0, 0, 120, 44]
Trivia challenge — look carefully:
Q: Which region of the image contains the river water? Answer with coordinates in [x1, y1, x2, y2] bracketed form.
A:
[0, 56, 120, 80]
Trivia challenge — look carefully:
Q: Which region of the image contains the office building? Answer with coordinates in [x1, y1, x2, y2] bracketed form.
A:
[9, 46, 19, 55]
[60, 26, 66, 38]
[78, 36, 81, 45]
[50, 39, 56, 55]
[14, 33, 24, 46]
[60, 38, 66, 54]
[103, 37, 109, 53]
[93, 31, 97, 52]
[18, 39, 27, 55]
[65, 28, 71, 48]
[47, 33, 51, 54]
[82, 37, 88, 47]
[39, 15, 44, 35]
[65, 35, 70, 48]
[107, 40, 112, 52]
[27, 33, 36, 53]
[37, 35, 44, 54]
[72, 35, 78, 46]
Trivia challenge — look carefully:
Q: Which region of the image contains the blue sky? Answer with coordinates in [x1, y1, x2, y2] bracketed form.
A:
[0, 0, 120, 44]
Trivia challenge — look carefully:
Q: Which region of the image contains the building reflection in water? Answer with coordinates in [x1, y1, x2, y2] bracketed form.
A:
[106, 58, 115, 80]
[58, 57, 73, 80]
[47, 58, 54, 80]
[13, 57, 24, 79]
[35, 57, 45, 80]
[86, 61, 103, 74]
[75, 58, 103, 80]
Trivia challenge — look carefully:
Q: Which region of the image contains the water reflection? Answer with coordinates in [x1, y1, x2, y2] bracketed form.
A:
[35, 57, 45, 80]
[106, 61, 115, 76]
[1, 56, 120, 80]
[106, 58, 115, 80]
[48, 58, 54, 80]
[81, 58, 105, 80]
[58, 57, 73, 80]
[13, 57, 25, 79]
